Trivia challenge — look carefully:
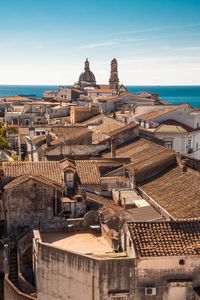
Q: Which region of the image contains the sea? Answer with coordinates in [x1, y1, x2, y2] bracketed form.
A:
[0, 85, 200, 108]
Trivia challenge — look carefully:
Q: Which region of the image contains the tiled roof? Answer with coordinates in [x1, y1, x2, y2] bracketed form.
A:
[75, 159, 127, 185]
[127, 206, 163, 222]
[75, 160, 101, 185]
[103, 138, 171, 161]
[4, 174, 62, 190]
[88, 88, 114, 93]
[141, 166, 200, 219]
[49, 126, 91, 145]
[60, 159, 76, 170]
[100, 176, 125, 184]
[78, 114, 103, 126]
[2, 161, 63, 185]
[127, 220, 200, 257]
[86, 192, 124, 215]
[126, 149, 175, 173]
[0, 96, 31, 101]
[92, 116, 124, 143]
[107, 122, 138, 137]
[136, 107, 179, 121]
[51, 126, 90, 139]
[155, 119, 196, 133]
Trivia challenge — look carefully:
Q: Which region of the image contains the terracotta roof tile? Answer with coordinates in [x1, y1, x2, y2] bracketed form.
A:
[88, 88, 114, 93]
[107, 122, 138, 137]
[4, 174, 62, 190]
[141, 166, 200, 219]
[0, 96, 31, 102]
[75, 160, 101, 185]
[127, 220, 200, 257]
[2, 161, 63, 185]
[155, 119, 196, 133]
[103, 138, 170, 161]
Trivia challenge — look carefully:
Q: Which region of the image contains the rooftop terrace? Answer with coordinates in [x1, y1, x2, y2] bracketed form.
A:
[41, 232, 113, 255]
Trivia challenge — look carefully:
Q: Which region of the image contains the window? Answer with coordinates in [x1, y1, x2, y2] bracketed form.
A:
[110, 296, 128, 300]
[25, 119, 30, 126]
[188, 137, 192, 149]
[165, 141, 173, 149]
[65, 172, 74, 188]
[197, 122, 199, 128]
[187, 137, 193, 153]
[196, 142, 199, 150]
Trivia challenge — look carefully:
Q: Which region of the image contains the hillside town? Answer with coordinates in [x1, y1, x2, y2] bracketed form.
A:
[0, 58, 200, 300]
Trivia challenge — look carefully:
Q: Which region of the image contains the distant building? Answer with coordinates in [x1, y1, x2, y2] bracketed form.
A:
[109, 58, 120, 89]
[134, 104, 200, 159]
[78, 58, 96, 87]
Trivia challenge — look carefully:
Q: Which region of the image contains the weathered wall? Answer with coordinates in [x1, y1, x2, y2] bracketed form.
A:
[135, 256, 200, 300]
[37, 243, 100, 300]
[36, 243, 134, 300]
[3, 179, 61, 234]
[70, 105, 99, 124]
[113, 127, 139, 146]
[4, 276, 36, 300]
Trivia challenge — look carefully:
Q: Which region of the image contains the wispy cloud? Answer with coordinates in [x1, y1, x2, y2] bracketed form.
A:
[120, 55, 200, 65]
[80, 40, 117, 49]
[80, 37, 153, 49]
[98, 22, 200, 39]
[172, 46, 200, 52]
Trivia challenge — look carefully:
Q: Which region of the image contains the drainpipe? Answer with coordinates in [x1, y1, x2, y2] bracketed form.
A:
[55, 189, 58, 215]
[111, 138, 116, 158]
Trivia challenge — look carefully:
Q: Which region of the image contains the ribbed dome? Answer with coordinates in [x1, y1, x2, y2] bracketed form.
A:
[78, 58, 96, 85]
[79, 70, 96, 83]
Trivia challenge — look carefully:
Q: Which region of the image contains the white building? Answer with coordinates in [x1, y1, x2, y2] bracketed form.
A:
[134, 104, 200, 159]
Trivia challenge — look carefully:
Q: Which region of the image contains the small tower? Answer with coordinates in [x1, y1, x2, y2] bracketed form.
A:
[78, 58, 96, 87]
[84, 58, 90, 71]
[109, 58, 119, 89]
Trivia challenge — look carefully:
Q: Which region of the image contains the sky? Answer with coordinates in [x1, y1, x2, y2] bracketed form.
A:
[0, 0, 200, 85]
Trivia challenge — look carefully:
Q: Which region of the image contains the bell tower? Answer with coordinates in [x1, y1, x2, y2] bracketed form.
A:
[109, 58, 119, 89]
[84, 58, 90, 71]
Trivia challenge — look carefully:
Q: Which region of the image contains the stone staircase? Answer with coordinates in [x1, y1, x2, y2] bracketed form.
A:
[9, 247, 18, 285]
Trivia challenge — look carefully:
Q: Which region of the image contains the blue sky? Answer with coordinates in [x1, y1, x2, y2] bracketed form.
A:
[0, 0, 200, 85]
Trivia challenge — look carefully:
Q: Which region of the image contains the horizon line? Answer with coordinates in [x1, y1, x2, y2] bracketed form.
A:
[1, 83, 200, 87]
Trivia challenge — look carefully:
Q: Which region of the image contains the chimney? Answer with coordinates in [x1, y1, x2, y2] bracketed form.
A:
[46, 133, 51, 147]
[123, 197, 126, 210]
[176, 152, 182, 166]
[176, 152, 187, 172]
[111, 138, 116, 158]
[181, 160, 187, 173]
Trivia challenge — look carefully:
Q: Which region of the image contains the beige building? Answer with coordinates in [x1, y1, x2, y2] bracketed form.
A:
[32, 229, 134, 300]
[121, 220, 200, 300]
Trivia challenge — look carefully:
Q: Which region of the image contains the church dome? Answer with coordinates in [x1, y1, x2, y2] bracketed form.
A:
[79, 70, 96, 83]
[78, 58, 96, 85]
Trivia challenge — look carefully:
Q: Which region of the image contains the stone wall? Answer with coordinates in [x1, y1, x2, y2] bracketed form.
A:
[4, 276, 36, 300]
[135, 256, 200, 300]
[70, 105, 99, 124]
[3, 178, 62, 235]
[36, 242, 134, 300]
